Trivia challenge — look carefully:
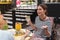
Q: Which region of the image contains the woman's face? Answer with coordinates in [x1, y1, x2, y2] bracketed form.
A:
[37, 6, 46, 16]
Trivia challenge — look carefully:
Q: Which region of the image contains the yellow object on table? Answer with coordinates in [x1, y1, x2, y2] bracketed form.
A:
[13, 29, 33, 40]
[15, 22, 23, 36]
[15, 22, 22, 31]
[15, 31, 25, 36]
[14, 29, 26, 40]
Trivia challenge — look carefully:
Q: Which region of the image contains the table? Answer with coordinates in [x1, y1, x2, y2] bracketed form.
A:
[7, 29, 33, 40]
[7, 29, 45, 40]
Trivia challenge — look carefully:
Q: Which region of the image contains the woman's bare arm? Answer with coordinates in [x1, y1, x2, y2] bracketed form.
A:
[28, 20, 37, 31]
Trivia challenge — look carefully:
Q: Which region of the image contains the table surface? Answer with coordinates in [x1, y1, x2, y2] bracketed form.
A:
[7, 29, 45, 40]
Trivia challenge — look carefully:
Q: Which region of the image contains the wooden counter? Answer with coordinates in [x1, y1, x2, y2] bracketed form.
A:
[0, 2, 12, 4]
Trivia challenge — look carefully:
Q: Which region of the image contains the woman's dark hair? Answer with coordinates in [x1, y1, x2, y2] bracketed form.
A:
[37, 4, 48, 15]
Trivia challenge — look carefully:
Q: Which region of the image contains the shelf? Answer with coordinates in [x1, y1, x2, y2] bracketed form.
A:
[43, 2, 60, 4]
[7, 20, 13, 24]
[16, 15, 26, 17]
[3, 17, 12, 20]
[3, 14, 12, 16]
[16, 18, 26, 21]
[5, 11, 12, 14]
[0, 2, 12, 4]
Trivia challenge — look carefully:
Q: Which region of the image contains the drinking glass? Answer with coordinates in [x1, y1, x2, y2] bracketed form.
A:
[15, 22, 22, 31]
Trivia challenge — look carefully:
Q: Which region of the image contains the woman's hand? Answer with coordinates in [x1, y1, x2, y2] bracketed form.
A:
[33, 27, 37, 31]
[42, 25, 50, 37]
[41, 25, 48, 30]
[25, 16, 31, 22]
[44, 27, 48, 31]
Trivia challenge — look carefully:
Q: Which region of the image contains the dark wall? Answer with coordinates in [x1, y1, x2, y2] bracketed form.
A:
[38, 0, 60, 17]
[46, 4, 60, 17]
[0, 4, 12, 14]
[31, 9, 37, 23]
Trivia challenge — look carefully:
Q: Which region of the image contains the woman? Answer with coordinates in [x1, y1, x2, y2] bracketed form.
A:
[0, 12, 14, 40]
[26, 4, 53, 40]
[0, 13, 8, 30]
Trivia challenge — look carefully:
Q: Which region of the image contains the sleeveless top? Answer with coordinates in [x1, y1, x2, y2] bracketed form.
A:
[34, 16, 53, 38]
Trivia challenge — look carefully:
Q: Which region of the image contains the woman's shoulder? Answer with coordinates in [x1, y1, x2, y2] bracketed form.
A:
[48, 17, 54, 21]
[47, 17, 54, 24]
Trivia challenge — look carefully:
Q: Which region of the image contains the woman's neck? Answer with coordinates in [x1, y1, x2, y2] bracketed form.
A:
[39, 15, 47, 21]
